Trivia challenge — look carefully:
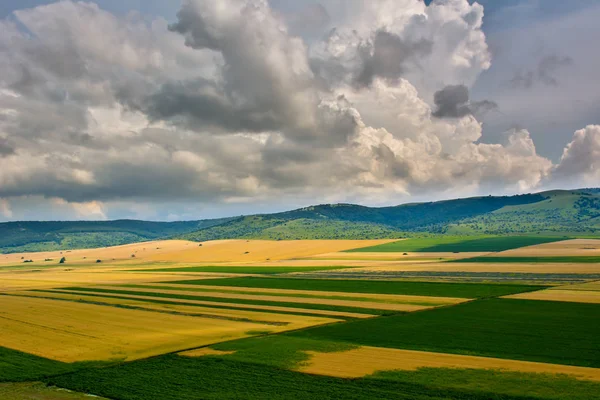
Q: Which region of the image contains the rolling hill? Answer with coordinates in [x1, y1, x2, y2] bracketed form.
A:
[1, 188, 598, 252]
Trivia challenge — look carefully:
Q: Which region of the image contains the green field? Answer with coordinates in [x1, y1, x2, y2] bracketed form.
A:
[347, 236, 566, 253]
[0, 347, 94, 383]
[291, 298, 600, 367]
[452, 256, 600, 263]
[132, 265, 356, 274]
[168, 277, 546, 298]
[44, 352, 600, 400]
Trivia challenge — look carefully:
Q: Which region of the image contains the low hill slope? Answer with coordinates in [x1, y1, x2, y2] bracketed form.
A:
[181, 189, 600, 241]
[0, 218, 233, 253]
[2, 188, 598, 252]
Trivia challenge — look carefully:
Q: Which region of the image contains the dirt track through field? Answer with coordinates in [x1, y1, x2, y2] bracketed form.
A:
[298, 346, 600, 381]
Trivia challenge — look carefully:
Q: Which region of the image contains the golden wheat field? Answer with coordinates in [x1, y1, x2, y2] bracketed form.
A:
[297, 346, 600, 381]
[0, 295, 337, 362]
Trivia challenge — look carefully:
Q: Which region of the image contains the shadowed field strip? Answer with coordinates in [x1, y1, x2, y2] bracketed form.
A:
[81, 285, 450, 311]
[45, 288, 373, 319]
[11, 290, 338, 327]
[143, 283, 469, 305]
[0, 295, 335, 362]
[298, 346, 600, 381]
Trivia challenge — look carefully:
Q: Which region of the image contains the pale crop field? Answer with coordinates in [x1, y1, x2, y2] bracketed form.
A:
[86, 285, 464, 312]
[12, 290, 340, 327]
[497, 239, 600, 257]
[506, 280, 600, 304]
[0, 240, 198, 266]
[0, 295, 336, 362]
[0, 270, 223, 292]
[155, 283, 469, 305]
[51, 288, 373, 319]
[297, 345, 600, 381]
[144, 239, 395, 263]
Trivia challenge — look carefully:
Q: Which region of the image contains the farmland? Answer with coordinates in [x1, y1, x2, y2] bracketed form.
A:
[0, 237, 599, 399]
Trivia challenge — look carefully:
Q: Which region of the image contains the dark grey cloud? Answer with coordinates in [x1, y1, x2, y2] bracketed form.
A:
[432, 84, 498, 118]
[143, 79, 285, 133]
[511, 54, 573, 89]
[0, 138, 14, 157]
[355, 30, 432, 88]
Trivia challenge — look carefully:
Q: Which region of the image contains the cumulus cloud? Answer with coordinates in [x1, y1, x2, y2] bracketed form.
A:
[0, 0, 595, 221]
[553, 125, 600, 184]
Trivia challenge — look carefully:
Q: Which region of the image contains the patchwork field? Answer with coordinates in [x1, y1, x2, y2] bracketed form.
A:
[1, 237, 599, 399]
[0, 295, 335, 362]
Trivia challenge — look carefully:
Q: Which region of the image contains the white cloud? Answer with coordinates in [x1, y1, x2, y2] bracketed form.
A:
[0, 0, 595, 220]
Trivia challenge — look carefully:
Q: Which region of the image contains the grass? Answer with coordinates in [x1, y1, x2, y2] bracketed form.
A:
[131, 265, 355, 274]
[453, 256, 600, 263]
[45, 354, 572, 400]
[167, 277, 546, 298]
[59, 287, 391, 315]
[0, 382, 109, 400]
[346, 236, 566, 253]
[291, 298, 600, 367]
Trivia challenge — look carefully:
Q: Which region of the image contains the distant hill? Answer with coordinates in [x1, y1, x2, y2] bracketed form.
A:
[1, 188, 598, 253]
[0, 218, 233, 253]
[180, 189, 600, 241]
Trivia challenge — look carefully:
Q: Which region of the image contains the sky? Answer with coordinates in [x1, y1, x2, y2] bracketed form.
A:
[0, 0, 598, 221]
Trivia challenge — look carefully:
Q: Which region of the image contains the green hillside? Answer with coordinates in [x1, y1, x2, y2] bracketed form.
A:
[0, 218, 233, 253]
[181, 189, 599, 241]
[1, 188, 598, 252]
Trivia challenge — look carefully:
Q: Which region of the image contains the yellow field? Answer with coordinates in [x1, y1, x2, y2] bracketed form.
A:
[75, 285, 447, 312]
[10, 290, 341, 326]
[0, 270, 227, 292]
[506, 280, 600, 304]
[179, 348, 237, 357]
[497, 239, 600, 257]
[144, 239, 394, 263]
[0, 295, 337, 362]
[297, 346, 600, 381]
[47, 288, 373, 319]
[0, 240, 197, 266]
[156, 283, 468, 305]
[301, 251, 489, 261]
